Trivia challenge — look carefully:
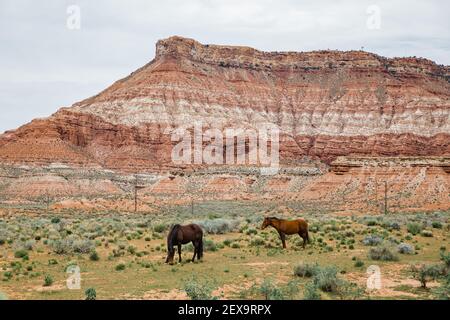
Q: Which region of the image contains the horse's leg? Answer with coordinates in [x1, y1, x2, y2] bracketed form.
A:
[278, 231, 286, 249]
[178, 244, 182, 262]
[299, 232, 307, 249]
[192, 241, 197, 262]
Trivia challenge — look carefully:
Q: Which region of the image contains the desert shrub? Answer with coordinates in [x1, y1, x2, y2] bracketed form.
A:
[368, 243, 398, 261]
[203, 239, 217, 252]
[153, 224, 167, 233]
[183, 277, 216, 300]
[89, 251, 100, 261]
[407, 222, 422, 235]
[432, 222, 443, 229]
[366, 220, 378, 226]
[51, 217, 60, 224]
[433, 273, 450, 300]
[48, 259, 58, 265]
[354, 260, 364, 268]
[51, 239, 94, 255]
[245, 228, 258, 235]
[115, 263, 126, 271]
[398, 243, 414, 255]
[72, 239, 95, 253]
[14, 249, 29, 260]
[0, 291, 8, 300]
[411, 264, 442, 288]
[43, 275, 53, 287]
[250, 236, 265, 246]
[389, 222, 401, 230]
[312, 266, 340, 292]
[421, 230, 433, 237]
[85, 288, 96, 300]
[303, 281, 321, 300]
[335, 280, 364, 300]
[3, 271, 13, 281]
[51, 239, 72, 255]
[196, 219, 240, 234]
[440, 251, 450, 269]
[257, 279, 285, 300]
[362, 235, 383, 246]
[293, 263, 319, 278]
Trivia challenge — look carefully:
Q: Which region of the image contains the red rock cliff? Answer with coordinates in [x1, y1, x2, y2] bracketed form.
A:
[0, 36, 449, 171]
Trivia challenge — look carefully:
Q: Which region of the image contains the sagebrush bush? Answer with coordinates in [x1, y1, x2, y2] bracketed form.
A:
[250, 236, 265, 246]
[362, 235, 383, 246]
[303, 281, 321, 300]
[312, 266, 340, 292]
[183, 277, 216, 300]
[195, 219, 240, 234]
[398, 243, 414, 255]
[14, 249, 29, 260]
[407, 222, 423, 235]
[293, 263, 319, 278]
[43, 274, 53, 287]
[368, 243, 398, 261]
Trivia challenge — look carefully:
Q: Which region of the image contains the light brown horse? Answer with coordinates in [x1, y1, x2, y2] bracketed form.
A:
[261, 217, 310, 249]
[165, 224, 203, 264]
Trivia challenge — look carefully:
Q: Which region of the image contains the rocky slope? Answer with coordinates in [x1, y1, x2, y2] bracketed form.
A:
[0, 36, 448, 213]
[0, 36, 448, 171]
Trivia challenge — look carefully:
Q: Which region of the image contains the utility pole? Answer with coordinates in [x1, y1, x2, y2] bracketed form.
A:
[45, 191, 50, 212]
[134, 175, 145, 213]
[384, 181, 388, 215]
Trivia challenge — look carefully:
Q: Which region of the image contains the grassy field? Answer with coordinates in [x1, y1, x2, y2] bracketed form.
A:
[0, 201, 449, 300]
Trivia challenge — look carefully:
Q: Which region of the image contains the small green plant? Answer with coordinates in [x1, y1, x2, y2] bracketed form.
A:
[303, 281, 321, 300]
[407, 222, 422, 235]
[85, 288, 97, 300]
[115, 263, 126, 271]
[89, 251, 100, 261]
[14, 249, 29, 260]
[43, 274, 53, 287]
[354, 260, 364, 268]
[183, 276, 216, 300]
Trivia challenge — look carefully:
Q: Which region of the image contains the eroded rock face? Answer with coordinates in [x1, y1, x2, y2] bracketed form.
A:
[0, 36, 448, 171]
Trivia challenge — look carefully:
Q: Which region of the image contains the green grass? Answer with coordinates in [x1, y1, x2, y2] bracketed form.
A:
[0, 208, 447, 300]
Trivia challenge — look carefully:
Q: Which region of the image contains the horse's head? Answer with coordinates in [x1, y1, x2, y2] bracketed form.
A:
[261, 217, 272, 230]
[165, 247, 175, 265]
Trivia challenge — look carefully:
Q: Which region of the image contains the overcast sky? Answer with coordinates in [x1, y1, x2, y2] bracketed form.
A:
[0, 0, 449, 133]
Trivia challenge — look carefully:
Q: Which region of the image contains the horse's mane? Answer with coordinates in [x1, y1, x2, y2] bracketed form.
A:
[268, 217, 280, 220]
[167, 224, 181, 250]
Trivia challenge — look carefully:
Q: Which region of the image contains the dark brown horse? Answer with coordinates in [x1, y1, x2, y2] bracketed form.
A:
[261, 217, 310, 249]
[165, 224, 203, 264]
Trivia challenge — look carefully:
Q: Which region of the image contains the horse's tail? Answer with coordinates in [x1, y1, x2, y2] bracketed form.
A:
[167, 224, 181, 249]
[306, 229, 311, 244]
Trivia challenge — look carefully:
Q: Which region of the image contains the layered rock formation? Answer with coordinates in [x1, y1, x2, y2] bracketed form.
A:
[0, 36, 448, 213]
[0, 36, 448, 171]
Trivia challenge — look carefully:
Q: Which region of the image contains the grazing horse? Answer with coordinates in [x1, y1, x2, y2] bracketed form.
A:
[261, 217, 310, 249]
[165, 224, 203, 264]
